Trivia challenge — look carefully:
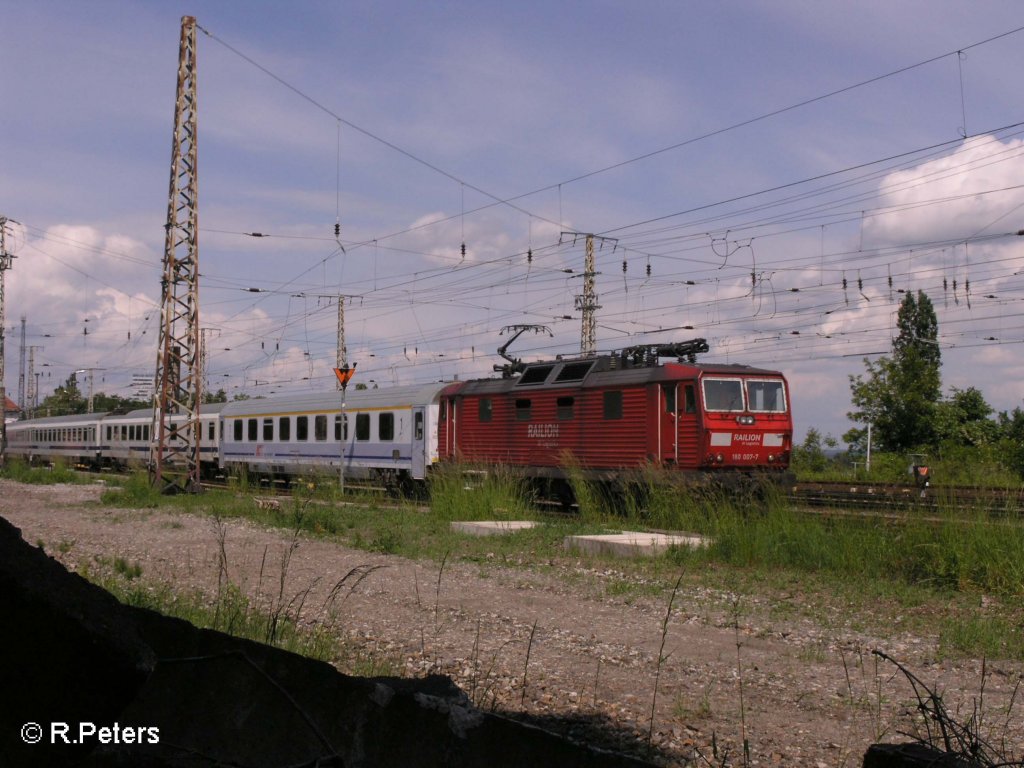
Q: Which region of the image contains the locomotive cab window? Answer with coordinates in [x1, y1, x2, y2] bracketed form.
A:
[603, 391, 623, 420]
[557, 396, 575, 420]
[515, 399, 532, 421]
[702, 378, 745, 412]
[747, 379, 787, 413]
[379, 413, 394, 441]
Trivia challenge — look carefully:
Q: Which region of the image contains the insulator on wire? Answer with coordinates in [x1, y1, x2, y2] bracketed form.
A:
[527, 248, 533, 264]
[461, 242, 466, 258]
[646, 262, 651, 277]
[622, 260, 627, 274]
[334, 222, 340, 237]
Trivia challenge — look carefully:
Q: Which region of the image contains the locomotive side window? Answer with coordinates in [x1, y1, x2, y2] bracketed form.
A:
[356, 413, 370, 441]
[315, 414, 327, 441]
[747, 380, 787, 412]
[515, 399, 532, 421]
[279, 417, 291, 441]
[702, 378, 744, 412]
[297, 416, 309, 442]
[263, 418, 274, 441]
[479, 398, 492, 422]
[233, 419, 243, 442]
[684, 385, 696, 413]
[557, 396, 575, 420]
[379, 413, 394, 441]
[603, 391, 623, 420]
[662, 385, 676, 414]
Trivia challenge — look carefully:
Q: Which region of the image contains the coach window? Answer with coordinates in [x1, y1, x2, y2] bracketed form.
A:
[247, 418, 258, 441]
[334, 414, 348, 441]
[515, 399, 532, 421]
[356, 413, 370, 441]
[279, 416, 291, 442]
[263, 418, 274, 441]
[209, 422, 216, 442]
[478, 398, 492, 422]
[106, 426, 112, 441]
[557, 396, 575, 420]
[129, 426, 135, 441]
[603, 391, 623, 420]
[297, 416, 309, 441]
[379, 412, 394, 441]
[315, 414, 328, 441]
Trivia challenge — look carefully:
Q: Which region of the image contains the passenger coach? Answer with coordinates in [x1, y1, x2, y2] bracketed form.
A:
[218, 383, 448, 489]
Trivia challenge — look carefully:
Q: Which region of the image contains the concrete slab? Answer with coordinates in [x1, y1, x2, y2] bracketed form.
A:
[450, 520, 539, 537]
[564, 531, 709, 557]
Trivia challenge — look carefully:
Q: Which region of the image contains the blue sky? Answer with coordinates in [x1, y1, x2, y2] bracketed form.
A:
[4, 1, 1024, 443]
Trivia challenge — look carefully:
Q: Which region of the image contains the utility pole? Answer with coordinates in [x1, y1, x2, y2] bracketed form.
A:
[152, 15, 202, 494]
[75, 367, 105, 413]
[0, 216, 18, 464]
[26, 346, 41, 418]
[563, 232, 616, 357]
[17, 315, 25, 415]
[336, 296, 347, 388]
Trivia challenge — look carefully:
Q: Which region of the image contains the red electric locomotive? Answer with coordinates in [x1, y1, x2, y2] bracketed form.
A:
[437, 339, 793, 495]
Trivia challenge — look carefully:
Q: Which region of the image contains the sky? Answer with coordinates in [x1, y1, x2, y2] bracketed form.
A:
[3, 0, 1024, 444]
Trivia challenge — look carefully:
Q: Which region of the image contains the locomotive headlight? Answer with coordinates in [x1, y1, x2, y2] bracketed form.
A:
[715, 453, 724, 463]
[736, 415, 755, 426]
[767, 454, 776, 462]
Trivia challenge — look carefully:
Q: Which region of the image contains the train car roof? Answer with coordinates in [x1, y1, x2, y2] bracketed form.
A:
[8, 412, 108, 427]
[447, 358, 787, 396]
[219, 381, 451, 417]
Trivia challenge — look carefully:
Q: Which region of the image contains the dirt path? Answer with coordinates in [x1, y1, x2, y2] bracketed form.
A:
[4, 479, 1022, 766]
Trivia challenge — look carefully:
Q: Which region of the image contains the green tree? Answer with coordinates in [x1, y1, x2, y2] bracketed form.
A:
[846, 291, 941, 451]
[37, 375, 86, 416]
[933, 386, 998, 447]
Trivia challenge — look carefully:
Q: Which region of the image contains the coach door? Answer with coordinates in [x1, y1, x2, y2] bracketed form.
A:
[412, 407, 427, 479]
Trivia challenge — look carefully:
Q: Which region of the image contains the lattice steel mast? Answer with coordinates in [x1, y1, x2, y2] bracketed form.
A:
[0, 217, 16, 463]
[151, 15, 202, 493]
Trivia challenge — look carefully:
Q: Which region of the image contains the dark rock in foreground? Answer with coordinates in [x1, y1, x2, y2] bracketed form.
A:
[0, 515, 652, 767]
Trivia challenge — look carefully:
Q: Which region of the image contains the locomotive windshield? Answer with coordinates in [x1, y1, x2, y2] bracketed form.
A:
[746, 379, 787, 413]
[702, 377, 788, 413]
[702, 378, 744, 412]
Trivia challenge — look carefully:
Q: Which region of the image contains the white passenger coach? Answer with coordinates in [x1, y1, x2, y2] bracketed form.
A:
[218, 382, 448, 488]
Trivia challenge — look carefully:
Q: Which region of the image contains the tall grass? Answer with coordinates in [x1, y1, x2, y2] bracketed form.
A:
[428, 463, 534, 522]
[666, 493, 1024, 597]
[1, 457, 83, 484]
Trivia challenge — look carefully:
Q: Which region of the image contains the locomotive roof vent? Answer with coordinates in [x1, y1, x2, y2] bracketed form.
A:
[516, 364, 555, 386]
[552, 360, 595, 383]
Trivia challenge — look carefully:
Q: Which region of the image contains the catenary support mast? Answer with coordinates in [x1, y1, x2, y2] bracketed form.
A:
[151, 15, 202, 493]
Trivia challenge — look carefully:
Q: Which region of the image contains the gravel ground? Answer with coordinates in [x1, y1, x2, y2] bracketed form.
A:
[4, 479, 1023, 767]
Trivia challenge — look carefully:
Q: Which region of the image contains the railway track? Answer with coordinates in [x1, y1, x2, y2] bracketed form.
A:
[788, 481, 1024, 515]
